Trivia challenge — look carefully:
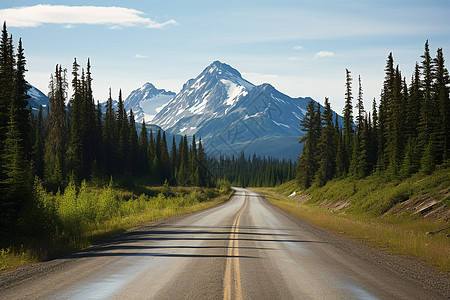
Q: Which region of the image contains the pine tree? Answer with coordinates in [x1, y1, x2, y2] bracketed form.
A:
[160, 131, 170, 182]
[385, 66, 405, 175]
[32, 105, 44, 178]
[433, 48, 450, 164]
[407, 63, 422, 140]
[138, 121, 148, 175]
[128, 109, 139, 174]
[418, 40, 435, 152]
[169, 135, 177, 184]
[66, 58, 83, 182]
[342, 68, 354, 175]
[197, 138, 207, 187]
[1, 101, 32, 230]
[356, 75, 365, 133]
[45, 65, 68, 190]
[12, 38, 31, 156]
[103, 88, 116, 175]
[296, 100, 320, 188]
[0, 22, 14, 144]
[315, 97, 336, 186]
[377, 53, 395, 171]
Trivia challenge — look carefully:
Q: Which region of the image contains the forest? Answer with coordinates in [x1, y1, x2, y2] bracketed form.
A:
[296, 41, 449, 188]
[0, 24, 293, 240]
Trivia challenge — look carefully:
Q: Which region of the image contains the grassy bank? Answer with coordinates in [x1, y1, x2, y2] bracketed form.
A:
[0, 182, 232, 273]
[251, 168, 450, 272]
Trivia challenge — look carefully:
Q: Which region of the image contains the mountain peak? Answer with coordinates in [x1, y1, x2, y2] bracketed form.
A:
[203, 60, 243, 79]
[140, 82, 156, 90]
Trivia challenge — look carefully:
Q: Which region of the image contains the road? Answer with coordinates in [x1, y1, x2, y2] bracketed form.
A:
[1, 188, 447, 299]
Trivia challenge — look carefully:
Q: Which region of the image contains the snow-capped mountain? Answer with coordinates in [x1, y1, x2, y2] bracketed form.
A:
[124, 82, 175, 123]
[27, 85, 49, 115]
[153, 61, 338, 160]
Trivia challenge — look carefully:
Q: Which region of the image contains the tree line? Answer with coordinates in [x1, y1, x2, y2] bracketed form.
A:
[296, 41, 449, 188]
[208, 153, 295, 187]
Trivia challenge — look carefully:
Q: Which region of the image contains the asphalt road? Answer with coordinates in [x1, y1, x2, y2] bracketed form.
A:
[1, 188, 448, 299]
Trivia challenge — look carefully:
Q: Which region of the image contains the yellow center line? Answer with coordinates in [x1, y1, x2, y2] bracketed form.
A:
[223, 195, 248, 300]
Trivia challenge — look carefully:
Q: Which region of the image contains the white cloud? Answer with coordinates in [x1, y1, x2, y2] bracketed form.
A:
[314, 51, 334, 58]
[293, 45, 303, 50]
[0, 4, 178, 29]
[135, 54, 147, 59]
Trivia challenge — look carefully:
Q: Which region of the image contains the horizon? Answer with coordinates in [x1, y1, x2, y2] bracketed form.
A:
[1, 1, 449, 113]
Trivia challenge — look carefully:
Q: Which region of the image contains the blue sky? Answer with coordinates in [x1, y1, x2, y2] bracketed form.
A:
[1, 0, 449, 113]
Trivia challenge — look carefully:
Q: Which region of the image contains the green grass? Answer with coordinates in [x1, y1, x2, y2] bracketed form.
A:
[252, 168, 450, 272]
[0, 182, 232, 273]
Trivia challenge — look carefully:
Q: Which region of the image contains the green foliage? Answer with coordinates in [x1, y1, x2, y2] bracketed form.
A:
[216, 178, 231, 193]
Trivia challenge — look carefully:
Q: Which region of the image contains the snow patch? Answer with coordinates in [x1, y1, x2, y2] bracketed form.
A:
[220, 79, 247, 106]
[273, 120, 290, 128]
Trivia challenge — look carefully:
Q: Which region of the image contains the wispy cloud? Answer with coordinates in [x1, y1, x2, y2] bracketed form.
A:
[314, 51, 334, 58]
[135, 54, 147, 59]
[0, 4, 178, 29]
[293, 45, 304, 50]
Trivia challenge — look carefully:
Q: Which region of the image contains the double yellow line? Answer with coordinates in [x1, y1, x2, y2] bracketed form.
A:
[223, 195, 248, 300]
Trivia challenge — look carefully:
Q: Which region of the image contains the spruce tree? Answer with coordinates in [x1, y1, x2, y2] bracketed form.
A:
[296, 100, 320, 188]
[128, 109, 139, 174]
[197, 138, 207, 187]
[342, 68, 354, 174]
[12, 38, 31, 155]
[45, 65, 68, 190]
[32, 105, 44, 179]
[0, 22, 14, 144]
[315, 98, 336, 186]
[1, 101, 32, 230]
[138, 121, 148, 175]
[66, 58, 83, 182]
[433, 48, 450, 164]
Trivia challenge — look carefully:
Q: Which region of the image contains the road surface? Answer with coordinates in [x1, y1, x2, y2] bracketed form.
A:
[0, 188, 448, 299]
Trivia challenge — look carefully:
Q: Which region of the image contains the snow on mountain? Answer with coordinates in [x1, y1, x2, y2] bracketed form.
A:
[152, 61, 340, 160]
[124, 82, 175, 123]
[27, 85, 49, 116]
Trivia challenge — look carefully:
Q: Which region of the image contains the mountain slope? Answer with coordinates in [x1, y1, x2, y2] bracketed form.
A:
[124, 82, 175, 123]
[27, 85, 49, 115]
[153, 61, 338, 160]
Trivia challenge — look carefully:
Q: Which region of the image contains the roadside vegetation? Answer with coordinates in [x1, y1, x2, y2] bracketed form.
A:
[253, 167, 450, 272]
[0, 179, 232, 273]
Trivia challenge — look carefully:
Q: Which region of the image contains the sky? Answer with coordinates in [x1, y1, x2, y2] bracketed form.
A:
[1, 0, 449, 113]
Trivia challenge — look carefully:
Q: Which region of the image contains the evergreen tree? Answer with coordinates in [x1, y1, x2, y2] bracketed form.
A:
[356, 75, 365, 133]
[377, 53, 395, 171]
[128, 109, 139, 174]
[418, 40, 435, 152]
[32, 105, 44, 179]
[341, 68, 354, 174]
[12, 38, 31, 155]
[296, 100, 321, 188]
[0, 22, 14, 144]
[315, 98, 336, 186]
[66, 58, 83, 182]
[103, 88, 116, 175]
[138, 121, 148, 175]
[1, 101, 32, 231]
[433, 48, 450, 163]
[197, 138, 207, 187]
[45, 65, 68, 190]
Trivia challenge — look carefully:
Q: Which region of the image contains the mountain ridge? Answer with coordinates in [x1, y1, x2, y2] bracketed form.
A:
[152, 61, 338, 160]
